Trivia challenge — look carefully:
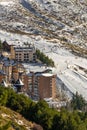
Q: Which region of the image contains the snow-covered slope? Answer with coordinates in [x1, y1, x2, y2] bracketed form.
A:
[0, 0, 87, 51]
[0, 0, 87, 100]
[0, 29, 87, 100]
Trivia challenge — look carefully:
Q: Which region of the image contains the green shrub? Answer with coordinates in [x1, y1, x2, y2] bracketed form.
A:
[36, 49, 54, 67]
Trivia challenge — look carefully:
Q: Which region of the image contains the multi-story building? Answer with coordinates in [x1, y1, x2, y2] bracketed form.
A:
[14, 45, 36, 62]
[0, 55, 26, 86]
[34, 72, 56, 100]
[2, 41, 36, 62]
[2, 63, 12, 82]
[1, 41, 57, 100]
[26, 70, 57, 100]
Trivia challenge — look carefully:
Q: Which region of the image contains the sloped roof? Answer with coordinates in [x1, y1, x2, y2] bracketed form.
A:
[0, 70, 6, 75]
[15, 79, 24, 86]
[1, 80, 8, 87]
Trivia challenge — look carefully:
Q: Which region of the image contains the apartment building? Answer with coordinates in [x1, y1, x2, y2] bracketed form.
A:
[26, 70, 57, 100]
[2, 41, 36, 62]
[0, 55, 26, 86]
[34, 73, 56, 100]
[14, 45, 36, 62]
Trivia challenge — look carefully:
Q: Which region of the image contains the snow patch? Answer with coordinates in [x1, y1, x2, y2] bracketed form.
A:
[0, 1, 15, 6]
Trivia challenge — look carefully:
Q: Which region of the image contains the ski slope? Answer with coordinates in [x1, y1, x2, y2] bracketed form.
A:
[0, 29, 87, 100]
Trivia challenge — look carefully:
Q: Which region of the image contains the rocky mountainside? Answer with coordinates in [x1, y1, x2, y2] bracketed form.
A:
[0, 106, 43, 130]
[0, 0, 87, 56]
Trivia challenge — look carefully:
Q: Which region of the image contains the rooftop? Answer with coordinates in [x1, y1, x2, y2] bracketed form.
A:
[23, 63, 55, 74]
[41, 73, 54, 77]
[0, 70, 6, 75]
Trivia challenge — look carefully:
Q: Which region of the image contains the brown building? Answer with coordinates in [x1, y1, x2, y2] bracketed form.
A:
[2, 64, 12, 82]
[0, 58, 26, 87]
[34, 73, 56, 100]
[0, 70, 6, 84]
[38, 73, 56, 99]
[26, 70, 57, 100]
[12, 63, 26, 81]
[23, 72, 34, 96]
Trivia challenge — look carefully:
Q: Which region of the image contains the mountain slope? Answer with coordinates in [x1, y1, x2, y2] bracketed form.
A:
[0, 106, 38, 130]
[0, 0, 87, 51]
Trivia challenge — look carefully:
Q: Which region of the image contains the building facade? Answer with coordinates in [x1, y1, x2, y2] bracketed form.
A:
[0, 70, 6, 84]
[26, 70, 57, 100]
[2, 41, 36, 62]
[2, 64, 12, 82]
[14, 45, 36, 62]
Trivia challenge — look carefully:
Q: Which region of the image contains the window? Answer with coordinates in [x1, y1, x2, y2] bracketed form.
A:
[24, 53, 29, 62]
[16, 53, 18, 58]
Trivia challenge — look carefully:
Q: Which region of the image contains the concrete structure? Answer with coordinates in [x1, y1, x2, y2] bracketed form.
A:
[34, 73, 56, 100]
[26, 70, 57, 100]
[14, 45, 36, 62]
[2, 41, 36, 62]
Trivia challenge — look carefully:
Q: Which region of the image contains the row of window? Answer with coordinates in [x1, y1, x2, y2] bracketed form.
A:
[16, 53, 36, 56]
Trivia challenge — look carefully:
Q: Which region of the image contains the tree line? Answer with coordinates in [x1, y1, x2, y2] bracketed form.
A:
[36, 49, 55, 67]
[0, 86, 87, 130]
